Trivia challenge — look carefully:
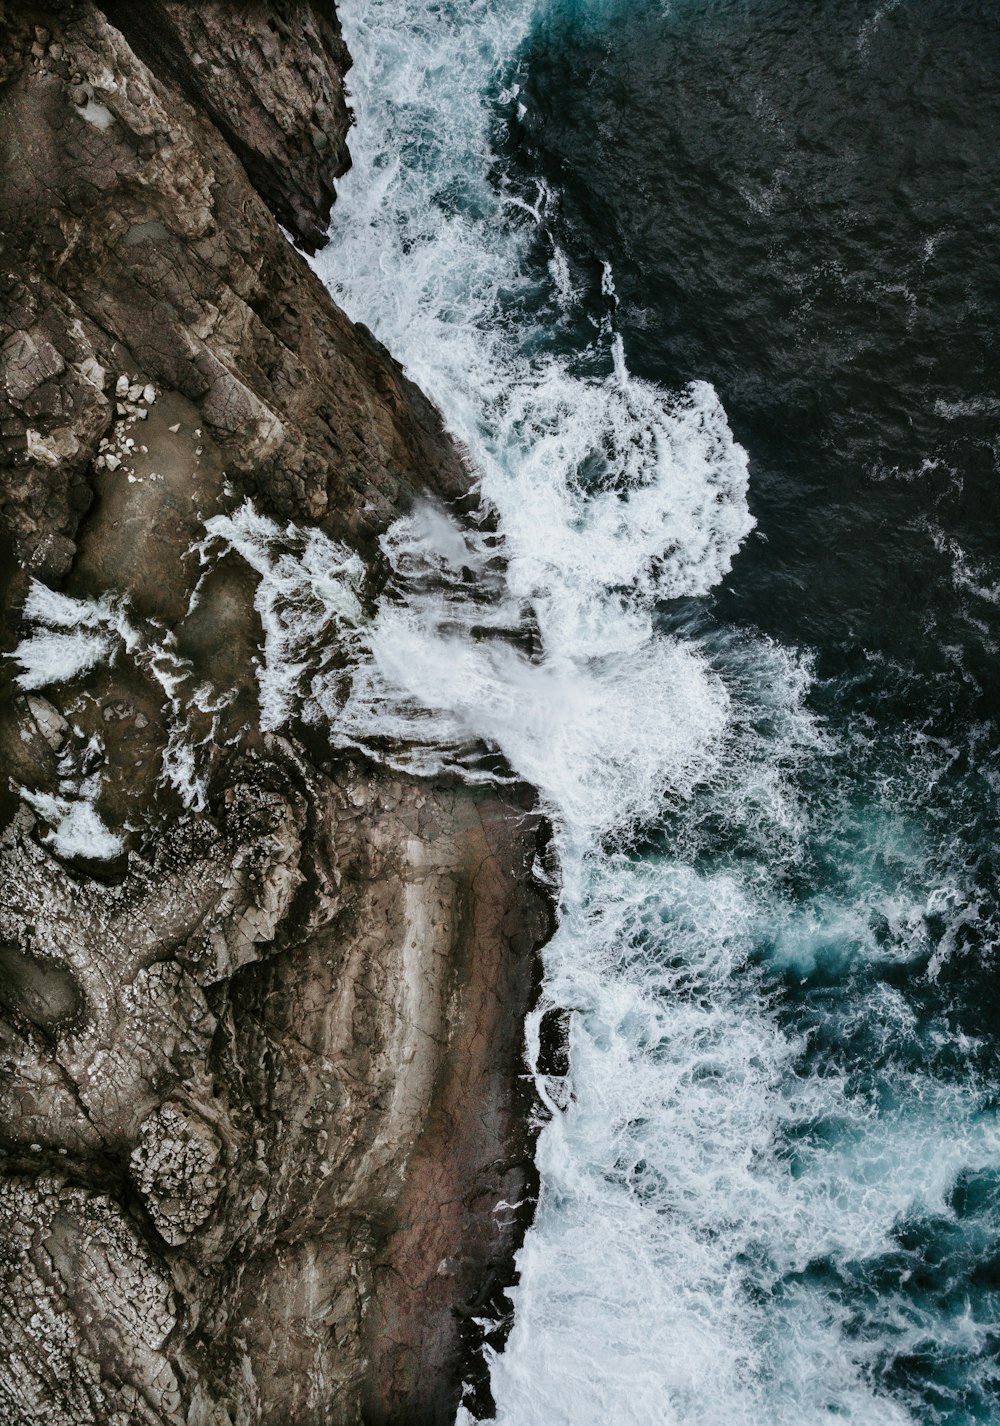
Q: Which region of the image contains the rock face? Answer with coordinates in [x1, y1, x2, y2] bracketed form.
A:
[0, 0, 468, 590]
[101, 0, 354, 254]
[0, 5, 550, 1424]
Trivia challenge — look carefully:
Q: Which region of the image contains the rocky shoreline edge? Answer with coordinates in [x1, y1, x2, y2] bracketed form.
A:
[0, 4, 554, 1422]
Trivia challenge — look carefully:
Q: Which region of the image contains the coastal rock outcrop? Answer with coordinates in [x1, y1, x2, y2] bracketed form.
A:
[0, 4, 550, 1423]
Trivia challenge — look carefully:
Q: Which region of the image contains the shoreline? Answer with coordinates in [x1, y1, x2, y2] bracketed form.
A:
[0, 5, 554, 1421]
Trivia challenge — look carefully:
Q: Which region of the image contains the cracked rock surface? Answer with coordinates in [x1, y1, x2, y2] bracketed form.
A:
[130, 1103, 223, 1246]
[0, 4, 551, 1423]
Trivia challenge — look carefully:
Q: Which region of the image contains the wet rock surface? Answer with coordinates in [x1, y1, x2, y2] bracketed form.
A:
[0, 0, 467, 597]
[0, 5, 550, 1423]
[101, 0, 354, 255]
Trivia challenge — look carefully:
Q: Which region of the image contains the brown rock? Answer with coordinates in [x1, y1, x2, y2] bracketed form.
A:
[0, 4, 550, 1425]
[0, 0, 467, 593]
[102, 0, 354, 254]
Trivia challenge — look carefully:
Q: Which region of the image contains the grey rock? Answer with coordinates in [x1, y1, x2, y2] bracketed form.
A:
[24, 694, 69, 751]
[2, 330, 66, 403]
[130, 1103, 223, 1245]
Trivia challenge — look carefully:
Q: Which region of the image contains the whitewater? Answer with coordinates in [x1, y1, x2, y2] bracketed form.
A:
[2, 3, 994, 1421]
[287, 2, 1000, 1423]
[8, 0, 993, 1420]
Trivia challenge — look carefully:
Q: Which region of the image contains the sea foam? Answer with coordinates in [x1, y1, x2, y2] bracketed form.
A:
[260, 1, 993, 1422]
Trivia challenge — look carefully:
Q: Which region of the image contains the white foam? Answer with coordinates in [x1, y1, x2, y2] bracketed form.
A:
[13, 580, 221, 822]
[13, 583, 119, 689]
[202, 504, 366, 733]
[304, 2, 808, 1420]
[300, 0, 752, 852]
[19, 786, 123, 860]
[258, 1, 993, 1422]
[13, 628, 111, 689]
[79, 97, 115, 130]
[19, 737, 123, 862]
[312, 1, 752, 659]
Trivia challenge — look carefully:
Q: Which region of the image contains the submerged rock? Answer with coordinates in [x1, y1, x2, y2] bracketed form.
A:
[0, 4, 550, 1423]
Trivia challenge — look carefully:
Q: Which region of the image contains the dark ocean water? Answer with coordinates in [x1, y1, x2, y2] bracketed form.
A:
[318, 1, 1000, 1419]
[8, 2, 999, 1419]
[502, 2, 1000, 1420]
[511, 0, 1000, 673]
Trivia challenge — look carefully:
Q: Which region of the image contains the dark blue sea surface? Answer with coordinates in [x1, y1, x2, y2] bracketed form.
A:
[510, 0, 1000, 666]
[318, 1, 1000, 1418]
[500, 2, 1000, 1420]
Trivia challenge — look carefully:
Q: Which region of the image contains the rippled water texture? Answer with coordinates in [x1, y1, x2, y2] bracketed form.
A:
[307, 2, 1000, 1422]
[514, 0, 1000, 680]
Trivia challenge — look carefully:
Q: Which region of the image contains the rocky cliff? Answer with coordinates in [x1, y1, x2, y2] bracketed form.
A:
[0, 4, 550, 1423]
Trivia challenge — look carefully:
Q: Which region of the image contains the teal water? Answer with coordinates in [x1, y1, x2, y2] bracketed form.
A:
[506, 6, 1000, 1419]
[312, 1, 1000, 1420]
